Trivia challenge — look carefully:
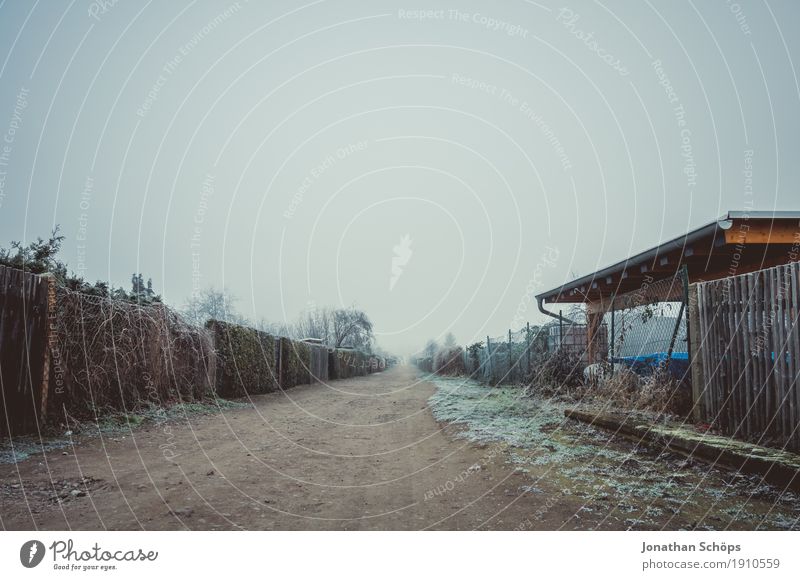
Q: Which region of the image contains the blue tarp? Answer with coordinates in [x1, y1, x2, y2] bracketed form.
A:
[612, 351, 689, 380]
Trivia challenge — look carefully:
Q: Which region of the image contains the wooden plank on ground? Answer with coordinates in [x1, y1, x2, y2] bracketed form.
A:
[564, 408, 800, 492]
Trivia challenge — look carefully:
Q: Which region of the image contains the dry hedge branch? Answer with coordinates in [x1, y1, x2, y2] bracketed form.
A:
[51, 287, 215, 419]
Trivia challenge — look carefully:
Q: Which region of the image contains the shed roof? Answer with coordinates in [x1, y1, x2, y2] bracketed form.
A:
[536, 211, 800, 304]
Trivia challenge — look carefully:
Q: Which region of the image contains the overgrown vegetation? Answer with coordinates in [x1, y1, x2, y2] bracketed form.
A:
[414, 336, 463, 375]
[524, 352, 690, 416]
[51, 286, 215, 425]
[524, 348, 585, 394]
[417, 322, 689, 416]
[282, 338, 312, 386]
[434, 346, 465, 375]
[466, 341, 483, 377]
[588, 365, 691, 416]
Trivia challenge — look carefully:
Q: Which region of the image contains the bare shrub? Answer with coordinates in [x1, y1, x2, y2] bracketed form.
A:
[525, 348, 585, 395]
[51, 286, 216, 422]
[591, 368, 642, 407]
[524, 340, 692, 416]
[415, 356, 433, 373]
[591, 364, 689, 416]
[434, 346, 465, 375]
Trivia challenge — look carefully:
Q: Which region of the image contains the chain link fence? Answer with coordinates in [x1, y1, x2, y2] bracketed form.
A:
[602, 269, 689, 382]
[452, 269, 690, 390]
[408, 263, 696, 397]
[460, 325, 535, 385]
[461, 320, 604, 386]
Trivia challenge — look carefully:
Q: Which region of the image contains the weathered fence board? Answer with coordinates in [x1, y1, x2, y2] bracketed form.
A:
[0, 266, 50, 436]
[308, 343, 329, 382]
[695, 261, 800, 451]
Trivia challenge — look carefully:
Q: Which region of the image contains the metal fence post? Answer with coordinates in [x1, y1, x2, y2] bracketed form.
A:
[526, 321, 531, 377]
[508, 329, 513, 383]
[486, 335, 492, 385]
[610, 294, 615, 377]
[661, 265, 690, 379]
[682, 264, 692, 383]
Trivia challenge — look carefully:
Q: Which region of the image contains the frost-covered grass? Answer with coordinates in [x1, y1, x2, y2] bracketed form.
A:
[82, 398, 249, 435]
[428, 375, 800, 530]
[0, 437, 73, 464]
[429, 376, 632, 467]
[429, 376, 566, 448]
[0, 398, 249, 465]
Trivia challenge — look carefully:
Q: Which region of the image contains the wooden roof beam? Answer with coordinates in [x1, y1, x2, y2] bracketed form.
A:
[725, 219, 800, 244]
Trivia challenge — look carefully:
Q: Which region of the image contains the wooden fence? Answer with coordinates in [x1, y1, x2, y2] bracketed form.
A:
[695, 261, 800, 451]
[307, 343, 329, 382]
[0, 266, 51, 436]
[1, 267, 383, 436]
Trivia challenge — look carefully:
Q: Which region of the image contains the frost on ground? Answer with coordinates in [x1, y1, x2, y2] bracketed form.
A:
[428, 375, 800, 530]
[0, 399, 249, 465]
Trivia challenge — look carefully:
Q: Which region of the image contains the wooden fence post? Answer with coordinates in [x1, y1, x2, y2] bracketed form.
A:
[39, 274, 56, 422]
[586, 307, 603, 364]
[687, 283, 705, 422]
[610, 294, 615, 377]
[277, 337, 284, 389]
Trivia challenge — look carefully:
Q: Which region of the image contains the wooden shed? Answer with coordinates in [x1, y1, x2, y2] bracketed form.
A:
[535, 211, 800, 364]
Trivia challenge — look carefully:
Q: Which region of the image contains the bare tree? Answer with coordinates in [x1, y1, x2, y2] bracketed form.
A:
[443, 332, 456, 348]
[254, 318, 292, 337]
[184, 295, 374, 350]
[332, 306, 374, 349]
[183, 287, 242, 326]
[564, 303, 587, 324]
[295, 306, 333, 343]
[423, 339, 438, 358]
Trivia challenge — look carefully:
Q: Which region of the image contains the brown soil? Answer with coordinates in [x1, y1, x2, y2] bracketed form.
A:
[0, 365, 796, 530]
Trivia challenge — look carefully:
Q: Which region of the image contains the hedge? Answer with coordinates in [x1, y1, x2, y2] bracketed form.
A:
[48, 287, 216, 420]
[206, 320, 278, 397]
[279, 337, 311, 388]
[330, 349, 379, 379]
[207, 322, 328, 394]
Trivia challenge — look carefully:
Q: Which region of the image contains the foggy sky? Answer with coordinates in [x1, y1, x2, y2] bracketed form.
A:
[0, 0, 798, 355]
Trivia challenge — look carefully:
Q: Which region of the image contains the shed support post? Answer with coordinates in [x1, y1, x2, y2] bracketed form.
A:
[586, 311, 602, 364]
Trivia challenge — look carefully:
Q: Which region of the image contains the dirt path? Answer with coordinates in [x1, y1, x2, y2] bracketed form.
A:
[2, 365, 797, 530]
[1, 365, 548, 530]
